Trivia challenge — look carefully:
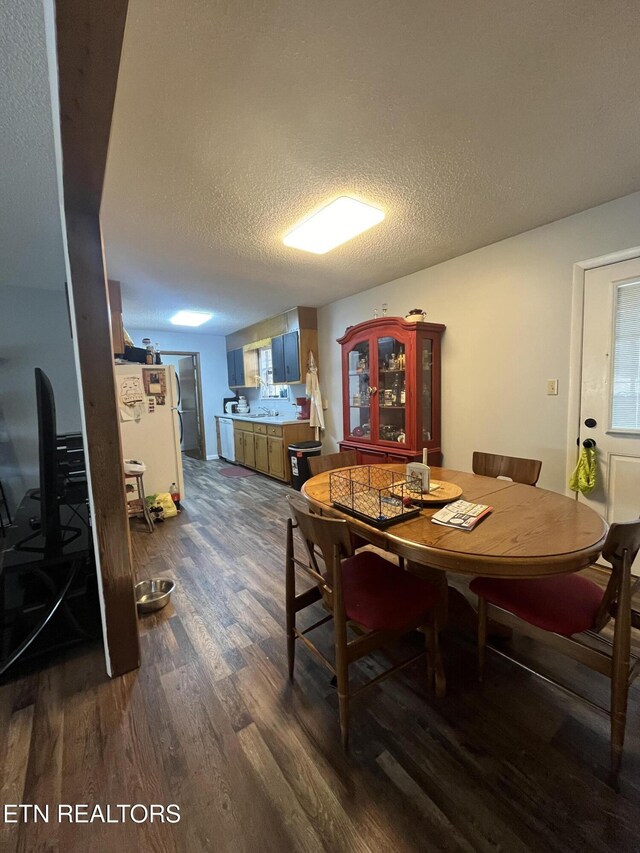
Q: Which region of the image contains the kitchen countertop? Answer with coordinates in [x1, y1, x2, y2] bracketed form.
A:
[216, 413, 310, 426]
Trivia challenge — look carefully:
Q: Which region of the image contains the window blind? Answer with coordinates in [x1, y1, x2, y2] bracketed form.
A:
[611, 280, 640, 430]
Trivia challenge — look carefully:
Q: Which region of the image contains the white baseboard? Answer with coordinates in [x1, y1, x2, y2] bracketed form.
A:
[206, 454, 219, 461]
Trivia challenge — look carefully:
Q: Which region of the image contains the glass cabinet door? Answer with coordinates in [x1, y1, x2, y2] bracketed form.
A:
[421, 337, 433, 442]
[376, 336, 406, 444]
[346, 340, 371, 441]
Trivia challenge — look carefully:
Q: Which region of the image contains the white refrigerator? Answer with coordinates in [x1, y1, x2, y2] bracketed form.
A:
[115, 364, 184, 499]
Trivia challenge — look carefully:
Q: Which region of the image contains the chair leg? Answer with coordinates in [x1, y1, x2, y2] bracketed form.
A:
[338, 690, 349, 750]
[286, 622, 295, 680]
[425, 625, 434, 687]
[285, 521, 296, 680]
[609, 558, 631, 786]
[335, 619, 350, 749]
[427, 616, 446, 698]
[610, 673, 628, 788]
[477, 596, 487, 682]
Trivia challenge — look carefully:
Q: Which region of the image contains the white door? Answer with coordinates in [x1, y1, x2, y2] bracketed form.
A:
[579, 258, 640, 544]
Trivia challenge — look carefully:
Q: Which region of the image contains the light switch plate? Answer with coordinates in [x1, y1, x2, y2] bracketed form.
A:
[546, 379, 559, 396]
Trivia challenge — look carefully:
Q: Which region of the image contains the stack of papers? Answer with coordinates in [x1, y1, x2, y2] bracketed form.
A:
[431, 500, 492, 531]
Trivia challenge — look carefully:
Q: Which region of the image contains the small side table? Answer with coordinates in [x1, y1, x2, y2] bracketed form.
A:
[125, 472, 155, 533]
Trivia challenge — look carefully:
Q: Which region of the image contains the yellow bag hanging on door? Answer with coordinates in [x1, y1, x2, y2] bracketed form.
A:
[568, 447, 597, 496]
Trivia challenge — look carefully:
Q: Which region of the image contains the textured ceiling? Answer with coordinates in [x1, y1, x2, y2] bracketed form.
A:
[0, 0, 67, 293]
[102, 0, 640, 336]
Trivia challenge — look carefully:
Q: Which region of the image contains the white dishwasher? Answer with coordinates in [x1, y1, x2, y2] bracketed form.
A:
[219, 418, 235, 462]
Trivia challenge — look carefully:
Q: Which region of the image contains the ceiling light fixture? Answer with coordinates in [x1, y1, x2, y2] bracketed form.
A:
[170, 310, 212, 327]
[283, 196, 385, 255]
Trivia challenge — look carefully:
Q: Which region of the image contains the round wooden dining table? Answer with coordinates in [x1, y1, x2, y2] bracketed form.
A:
[302, 464, 607, 616]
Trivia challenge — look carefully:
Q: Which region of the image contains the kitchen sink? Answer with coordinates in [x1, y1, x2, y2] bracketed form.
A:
[245, 413, 267, 418]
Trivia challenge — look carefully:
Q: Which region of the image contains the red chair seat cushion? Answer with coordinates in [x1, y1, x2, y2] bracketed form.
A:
[469, 574, 604, 636]
[340, 552, 440, 631]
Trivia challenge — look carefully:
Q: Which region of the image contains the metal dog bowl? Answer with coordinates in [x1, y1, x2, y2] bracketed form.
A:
[135, 578, 175, 614]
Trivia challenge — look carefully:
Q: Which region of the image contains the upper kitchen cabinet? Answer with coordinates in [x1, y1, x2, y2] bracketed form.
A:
[338, 316, 445, 465]
[271, 331, 300, 383]
[225, 307, 317, 387]
[227, 347, 245, 388]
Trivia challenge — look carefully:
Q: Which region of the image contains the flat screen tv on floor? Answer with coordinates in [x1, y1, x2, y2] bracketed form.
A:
[14, 369, 80, 559]
[35, 368, 64, 558]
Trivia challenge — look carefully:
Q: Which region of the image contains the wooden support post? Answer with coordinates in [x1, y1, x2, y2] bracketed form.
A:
[54, 0, 140, 676]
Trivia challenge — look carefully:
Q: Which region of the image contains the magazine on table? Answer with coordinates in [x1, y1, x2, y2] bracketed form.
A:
[431, 500, 493, 531]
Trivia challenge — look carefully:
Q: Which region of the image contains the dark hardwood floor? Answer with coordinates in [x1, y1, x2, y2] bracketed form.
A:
[1, 457, 640, 852]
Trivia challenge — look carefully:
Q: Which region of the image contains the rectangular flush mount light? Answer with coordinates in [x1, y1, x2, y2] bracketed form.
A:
[283, 196, 385, 254]
[170, 310, 212, 327]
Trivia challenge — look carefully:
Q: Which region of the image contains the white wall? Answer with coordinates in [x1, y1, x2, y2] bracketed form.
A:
[0, 0, 82, 514]
[318, 192, 640, 493]
[127, 328, 229, 458]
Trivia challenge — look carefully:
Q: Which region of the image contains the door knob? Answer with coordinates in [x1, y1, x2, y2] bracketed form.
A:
[367, 386, 377, 395]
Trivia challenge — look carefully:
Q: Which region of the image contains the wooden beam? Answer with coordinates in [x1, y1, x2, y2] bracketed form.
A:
[55, 0, 140, 676]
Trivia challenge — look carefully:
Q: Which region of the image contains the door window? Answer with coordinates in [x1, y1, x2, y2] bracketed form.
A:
[611, 280, 640, 431]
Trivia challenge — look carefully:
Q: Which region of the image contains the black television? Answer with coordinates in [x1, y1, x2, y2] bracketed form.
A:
[35, 368, 64, 558]
[14, 369, 80, 558]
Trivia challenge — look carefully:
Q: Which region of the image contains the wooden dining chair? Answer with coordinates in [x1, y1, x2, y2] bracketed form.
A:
[286, 494, 445, 748]
[307, 449, 370, 555]
[470, 518, 640, 784]
[308, 450, 358, 477]
[472, 451, 542, 486]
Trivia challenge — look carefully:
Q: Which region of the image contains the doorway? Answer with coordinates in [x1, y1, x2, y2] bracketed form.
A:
[574, 255, 640, 568]
[161, 351, 206, 461]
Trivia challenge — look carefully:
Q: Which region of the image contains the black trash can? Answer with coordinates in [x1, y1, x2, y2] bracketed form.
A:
[289, 441, 322, 490]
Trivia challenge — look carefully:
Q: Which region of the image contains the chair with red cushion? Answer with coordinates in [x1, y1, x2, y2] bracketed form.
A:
[308, 451, 371, 555]
[470, 518, 640, 784]
[286, 495, 445, 748]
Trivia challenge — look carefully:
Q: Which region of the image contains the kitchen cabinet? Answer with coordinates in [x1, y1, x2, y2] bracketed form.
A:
[338, 316, 445, 465]
[234, 430, 244, 463]
[225, 418, 314, 483]
[254, 433, 269, 472]
[271, 331, 300, 383]
[267, 437, 285, 479]
[227, 347, 246, 388]
[243, 432, 256, 467]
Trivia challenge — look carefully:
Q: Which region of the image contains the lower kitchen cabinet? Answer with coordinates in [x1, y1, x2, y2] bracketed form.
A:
[243, 432, 256, 468]
[254, 433, 269, 473]
[234, 431, 244, 464]
[222, 418, 315, 483]
[267, 437, 285, 479]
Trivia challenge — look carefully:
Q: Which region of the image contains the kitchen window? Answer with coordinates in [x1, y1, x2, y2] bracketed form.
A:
[259, 346, 289, 400]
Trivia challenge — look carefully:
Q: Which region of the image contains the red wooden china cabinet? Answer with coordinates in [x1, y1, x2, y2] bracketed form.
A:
[337, 316, 445, 465]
